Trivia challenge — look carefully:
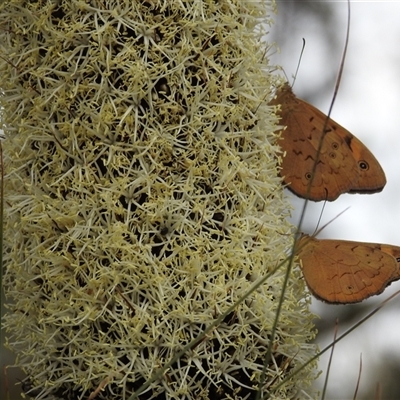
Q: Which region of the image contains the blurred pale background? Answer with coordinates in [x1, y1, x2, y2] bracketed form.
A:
[271, 1, 400, 399]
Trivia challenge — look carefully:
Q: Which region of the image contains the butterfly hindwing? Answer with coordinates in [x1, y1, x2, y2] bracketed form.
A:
[296, 235, 400, 304]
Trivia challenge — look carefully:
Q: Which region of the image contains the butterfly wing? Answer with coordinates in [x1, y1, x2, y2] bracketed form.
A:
[272, 84, 386, 201]
[345, 134, 387, 195]
[296, 235, 399, 304]
[379, 244, 400, 282]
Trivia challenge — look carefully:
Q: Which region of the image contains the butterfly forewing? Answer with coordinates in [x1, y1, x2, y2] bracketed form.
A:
[272, 83, 386, 201]
[345, 134, 387, 194]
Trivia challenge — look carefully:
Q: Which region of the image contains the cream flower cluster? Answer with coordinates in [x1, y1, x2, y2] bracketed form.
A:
[0, 0, 317, 399]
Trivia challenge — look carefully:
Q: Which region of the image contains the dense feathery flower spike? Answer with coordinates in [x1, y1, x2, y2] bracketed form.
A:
[0, 1, 318, 399]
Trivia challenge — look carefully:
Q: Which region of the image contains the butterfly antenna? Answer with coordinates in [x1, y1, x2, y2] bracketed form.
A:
[291, 38, 306, 88]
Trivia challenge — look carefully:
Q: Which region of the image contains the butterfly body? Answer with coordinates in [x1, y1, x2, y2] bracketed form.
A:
[296, 234, 400, 304]
[272, 84, 386, 201]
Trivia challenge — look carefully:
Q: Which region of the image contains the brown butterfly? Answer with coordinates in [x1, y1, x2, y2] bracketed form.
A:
[271, 83, 386, 201]
[295, 234, 400, 304]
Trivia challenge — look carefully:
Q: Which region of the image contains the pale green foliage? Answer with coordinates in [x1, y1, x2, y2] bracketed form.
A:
[0, 0, 317, 399]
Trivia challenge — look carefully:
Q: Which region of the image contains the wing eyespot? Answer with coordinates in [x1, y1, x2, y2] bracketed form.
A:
[358, 160, 369, 170]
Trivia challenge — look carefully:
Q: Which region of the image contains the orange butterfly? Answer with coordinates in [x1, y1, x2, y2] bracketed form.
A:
[295, 234, 400, 304]
[271, 83, 386, 201]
